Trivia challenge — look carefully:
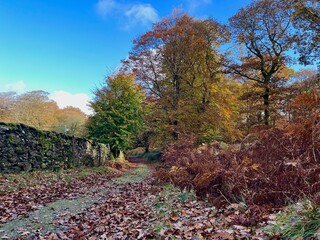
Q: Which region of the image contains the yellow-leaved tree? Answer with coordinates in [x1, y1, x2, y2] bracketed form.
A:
[123, 12, 242, 145]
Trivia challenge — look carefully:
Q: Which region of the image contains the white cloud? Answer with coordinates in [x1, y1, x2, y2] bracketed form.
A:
[125, 4, 159, 26]
[95, 0, 159, 29]
[185, 0, 212, 12]
[95, 0, 117, 18]
[49, 91, 93, 115]
[4, 80, 26, 93]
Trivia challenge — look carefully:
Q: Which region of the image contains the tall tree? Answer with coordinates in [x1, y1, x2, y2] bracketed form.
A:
[239, 67, 295, 128]
[292, 0, 320, 65]
[87, 73, 145, 157]
[124, 12, 240, 142]
[229, 0, 295, 125]
[15, 91, 59, 130]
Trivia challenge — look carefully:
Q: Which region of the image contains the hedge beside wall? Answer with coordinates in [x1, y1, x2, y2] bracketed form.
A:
[0, 122, 110, 173]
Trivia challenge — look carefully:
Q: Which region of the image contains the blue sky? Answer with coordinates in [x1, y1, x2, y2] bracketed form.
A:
[0, 0, 278, 113]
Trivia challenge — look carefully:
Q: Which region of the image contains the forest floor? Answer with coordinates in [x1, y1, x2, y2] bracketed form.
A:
[0, 161, 275, 239]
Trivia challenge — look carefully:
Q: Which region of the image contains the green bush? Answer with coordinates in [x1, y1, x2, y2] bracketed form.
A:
[141, 151, 161, 161]
[127, 150, 161, 162]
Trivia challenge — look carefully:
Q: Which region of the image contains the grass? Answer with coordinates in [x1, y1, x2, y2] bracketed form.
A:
[0, 166, 114, 194]
[112, 163, 152, 184]
[266, 199, 320, 239]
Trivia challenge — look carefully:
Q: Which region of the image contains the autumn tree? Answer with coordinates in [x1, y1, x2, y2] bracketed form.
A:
[292, 0, 320, 65]
[287, 69, 320, 118]
[13, 91, 59, 130]
[239, 67, 295, 128]
[229, 0, 296, 125]
[53, 106, 87, 137]
[0, 92, 17, 123]
[87, 73, 145, 157]
[0, 90, 59, 130]
[0, 91, 89, 134]
[124, 12, 241, 143]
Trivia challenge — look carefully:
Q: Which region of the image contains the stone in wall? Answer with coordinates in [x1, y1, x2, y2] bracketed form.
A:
[0, 122, 110, 173]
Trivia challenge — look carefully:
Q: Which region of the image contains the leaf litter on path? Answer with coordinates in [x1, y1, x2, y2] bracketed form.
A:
[1, 163, 272, 239]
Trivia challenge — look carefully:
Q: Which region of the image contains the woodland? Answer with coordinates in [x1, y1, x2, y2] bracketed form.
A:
[0, 0, 320, 239]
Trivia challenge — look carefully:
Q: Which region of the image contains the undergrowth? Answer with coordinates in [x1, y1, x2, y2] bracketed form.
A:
[154, 112, 320, 211]
[267, 199, 320, 239]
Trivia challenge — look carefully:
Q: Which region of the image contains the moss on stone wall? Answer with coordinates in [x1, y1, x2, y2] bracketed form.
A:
[0, 122, 110, 173]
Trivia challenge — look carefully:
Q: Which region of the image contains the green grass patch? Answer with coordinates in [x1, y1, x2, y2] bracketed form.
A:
[112, 164, 152, 184]
[266, 199, 320, 239]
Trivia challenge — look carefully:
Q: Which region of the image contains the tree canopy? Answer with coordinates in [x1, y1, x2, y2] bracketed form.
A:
[1, 0, 319, 153]
[87, 73, 145, 156]
[0, 91, 88, 136]
[124, 12, 241, 144]
[228, 0, 296, 125]
[292, 0, 320, 65]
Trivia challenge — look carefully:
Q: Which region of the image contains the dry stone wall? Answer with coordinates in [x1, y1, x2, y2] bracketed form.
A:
[0, 122, 110, 173]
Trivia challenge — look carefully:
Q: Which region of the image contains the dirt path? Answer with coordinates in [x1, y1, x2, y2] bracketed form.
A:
[0, 164, 152, 239]
[0, 163, 272, 239]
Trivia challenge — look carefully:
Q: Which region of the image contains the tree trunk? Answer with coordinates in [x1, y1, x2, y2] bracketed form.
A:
[172, 120, 179, 140]
[145, 144, 150, 153]
[172, 74, 180, 140]
[263, 86, 270, 125]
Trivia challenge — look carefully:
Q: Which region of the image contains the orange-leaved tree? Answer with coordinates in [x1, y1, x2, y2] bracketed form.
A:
[124, 11, 241, 144]
[14, 91, 59, 130]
